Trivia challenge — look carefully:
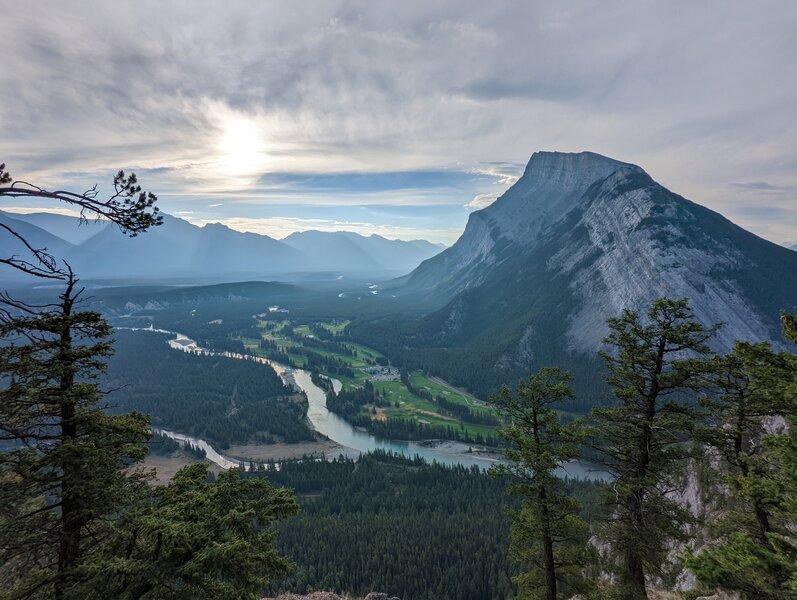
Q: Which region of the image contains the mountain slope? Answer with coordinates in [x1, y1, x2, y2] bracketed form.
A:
[283, 231, 442, 273]
[357, 151, 797, 401]
[283, 231, 382, 272]
[340, 233, 443, 272]
[62, 213, 310, 279]
[0, 211, 75, 279]
[4, 211, 109, 245]
[1, 211, 440, 281]
[398, 152, 640, 297]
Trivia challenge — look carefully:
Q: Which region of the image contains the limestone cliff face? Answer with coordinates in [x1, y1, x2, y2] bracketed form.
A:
[399, 151, 797, 366]
[549, 166, 775, 352]
[403, 151, 638, 296]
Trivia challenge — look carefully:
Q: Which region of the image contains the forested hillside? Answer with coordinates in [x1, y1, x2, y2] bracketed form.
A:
[353, 152, 797, 405]
[259, 452, 605, 600]
[104, 330, 313, 448]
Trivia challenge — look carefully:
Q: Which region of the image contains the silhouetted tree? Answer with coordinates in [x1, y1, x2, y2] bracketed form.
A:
[0, 268, 151, 599]
[0, 162, 161, 280]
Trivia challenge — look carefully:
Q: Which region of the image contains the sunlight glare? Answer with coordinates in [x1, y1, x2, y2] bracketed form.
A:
[217, 117, 268, 177]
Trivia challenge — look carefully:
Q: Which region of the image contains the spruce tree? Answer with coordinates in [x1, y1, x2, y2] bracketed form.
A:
[590, 298, 717, 599]
[0, 270, 151, 599]
[490, 367, 591, 600]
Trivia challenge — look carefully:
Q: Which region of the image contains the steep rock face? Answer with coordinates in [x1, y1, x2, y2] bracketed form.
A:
[483, 151, 641, 243]
[402, 152, 796, 352]
[376, 151, 797, 398]
[402, 152, 638, 296]
[551, 168, 776, 352]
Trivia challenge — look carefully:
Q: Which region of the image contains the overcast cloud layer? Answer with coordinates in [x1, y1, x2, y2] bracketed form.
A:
[1, 1, 795, 244]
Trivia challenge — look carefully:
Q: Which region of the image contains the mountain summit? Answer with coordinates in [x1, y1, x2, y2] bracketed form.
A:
[373, 151, 797, 398]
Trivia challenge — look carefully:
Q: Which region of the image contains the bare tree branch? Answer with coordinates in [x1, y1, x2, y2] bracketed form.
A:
[0, 162, 162, 282]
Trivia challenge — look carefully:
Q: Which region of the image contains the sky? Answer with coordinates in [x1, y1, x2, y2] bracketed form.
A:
[1, 1, 795, 246]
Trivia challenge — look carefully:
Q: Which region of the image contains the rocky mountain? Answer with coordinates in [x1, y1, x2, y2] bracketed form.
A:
[0, 212, 442, 282]
[360, 151, 797, 399]
[283, 230, 443, 273]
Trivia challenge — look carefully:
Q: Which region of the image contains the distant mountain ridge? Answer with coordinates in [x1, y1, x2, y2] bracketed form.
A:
[283, 230, 442, 273]
[354, 151, 797, 400]
[0, 211, 443, 281]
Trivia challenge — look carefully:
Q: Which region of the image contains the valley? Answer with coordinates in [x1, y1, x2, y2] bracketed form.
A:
[240, 316, 502, 443]
[3, 150, 795, 600]
[110, 322, 507, 471]
[3, 6, 795, 598]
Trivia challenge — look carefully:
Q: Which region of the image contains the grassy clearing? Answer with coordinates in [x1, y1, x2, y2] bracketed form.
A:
[247, 318, 499, 441]
[292, 324, 312, 336]
[375, 380, 498, 439]
[410, 373, 472, 407]
[316, 319, 350, 334]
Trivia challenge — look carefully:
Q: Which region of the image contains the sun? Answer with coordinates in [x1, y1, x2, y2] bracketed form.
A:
[217, 117, 268, 176]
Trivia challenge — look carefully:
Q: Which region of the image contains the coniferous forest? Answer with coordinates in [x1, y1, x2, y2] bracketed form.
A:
[258, 452, 605, 600]
[3, 7, 797, 599]
[103, 330, 314, 448]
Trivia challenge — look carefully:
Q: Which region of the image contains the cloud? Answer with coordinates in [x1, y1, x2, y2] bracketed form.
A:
[465, 193, 499, 210]
[0, 2, 795, 244]
[468, 162, 523, 186]
[731, 181, 796, 193]
[733, 205, 792, 220]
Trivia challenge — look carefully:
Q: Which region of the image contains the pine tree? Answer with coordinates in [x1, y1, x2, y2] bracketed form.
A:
[81, 463, 298, 600]
[1, 167, 298, 599]
[698, 342, 792, 539]
[688, 332, 797, 598]
[490, 367, 592, 600]
[590, 298, 718, 599]
[0, 270, 151, 599]
[0, 162, 161, 281]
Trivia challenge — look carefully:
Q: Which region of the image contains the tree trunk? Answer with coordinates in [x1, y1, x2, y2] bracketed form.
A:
[542, 532, 557, 600]
[533, 406, 557, 600]
[622, 549, 648, 600]
[55, 280, 81, 600]
[538, 488, 557, 600]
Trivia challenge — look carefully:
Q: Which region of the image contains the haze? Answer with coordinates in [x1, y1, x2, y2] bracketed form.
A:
[1, 1, 795, 245]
